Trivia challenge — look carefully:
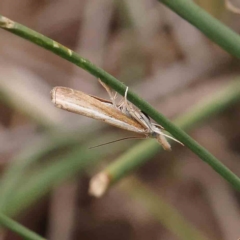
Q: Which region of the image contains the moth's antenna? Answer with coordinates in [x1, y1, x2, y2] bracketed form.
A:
[89, 136, 146, 149]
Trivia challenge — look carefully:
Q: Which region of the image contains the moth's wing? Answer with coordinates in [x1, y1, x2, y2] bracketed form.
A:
[51, 87, 146, 134]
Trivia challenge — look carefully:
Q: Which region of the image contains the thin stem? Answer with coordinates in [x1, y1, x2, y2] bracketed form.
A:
[0, 213, 45, 240]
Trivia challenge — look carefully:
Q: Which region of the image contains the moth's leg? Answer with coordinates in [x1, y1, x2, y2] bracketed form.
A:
[98, 79, 118, 107]
[113, 91, 118, 102]
[121, 86, 130, 114]
[118, 100, 125, 112]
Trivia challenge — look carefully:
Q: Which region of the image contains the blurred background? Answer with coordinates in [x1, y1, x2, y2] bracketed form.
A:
[0, 0, 240, 240]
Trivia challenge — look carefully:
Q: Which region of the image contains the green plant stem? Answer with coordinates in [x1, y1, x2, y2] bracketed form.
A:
[159, 0, 240, 58]
[122, 178, 210, 240]
[0, 15, 240, 189]
[0, 213, 45, 240]
[103, 81, 240, 186]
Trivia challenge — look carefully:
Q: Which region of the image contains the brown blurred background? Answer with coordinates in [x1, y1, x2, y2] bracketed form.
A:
[0, 0, 240, 240]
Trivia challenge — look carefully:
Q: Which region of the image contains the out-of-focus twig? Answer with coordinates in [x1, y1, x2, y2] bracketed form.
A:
[121, 178, 211, 240]
[72, 0, 114, 87]
[225, 0, 240, 14]
[0, 125, 36, 155]
[135, 54, 230, 102]
[0, 64, 63, 128]
[122, 0, 162, 42]
[48, 180, 78, 240]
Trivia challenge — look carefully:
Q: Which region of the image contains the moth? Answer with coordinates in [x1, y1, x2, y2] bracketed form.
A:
[51, 80, 182, 150]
